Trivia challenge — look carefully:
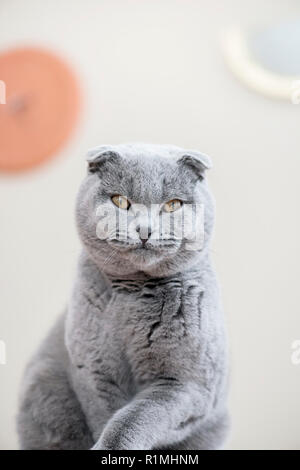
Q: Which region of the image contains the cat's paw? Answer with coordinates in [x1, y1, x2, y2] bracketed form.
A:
[90, 439, 128, 451]
[91, 433, 141, 450]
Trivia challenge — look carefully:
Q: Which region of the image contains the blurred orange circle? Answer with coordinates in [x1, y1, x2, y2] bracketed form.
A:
[0, 47, 80, 172]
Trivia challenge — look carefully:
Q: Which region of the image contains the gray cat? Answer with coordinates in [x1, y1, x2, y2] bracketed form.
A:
[17, 143, 229, 450]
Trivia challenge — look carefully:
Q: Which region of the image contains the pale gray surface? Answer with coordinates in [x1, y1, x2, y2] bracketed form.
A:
[0, 0, 300, 450]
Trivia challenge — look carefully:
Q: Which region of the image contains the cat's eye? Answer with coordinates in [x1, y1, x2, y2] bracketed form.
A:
[111, 195, 130, 210]
[163, 199, 182, 213]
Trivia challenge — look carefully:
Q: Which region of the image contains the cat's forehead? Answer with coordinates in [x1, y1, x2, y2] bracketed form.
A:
[88, 143, 211, 204]
[102, 153, 197, 204]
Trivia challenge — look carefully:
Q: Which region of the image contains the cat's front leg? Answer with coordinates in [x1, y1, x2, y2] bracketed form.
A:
[91, 379, 212, 450]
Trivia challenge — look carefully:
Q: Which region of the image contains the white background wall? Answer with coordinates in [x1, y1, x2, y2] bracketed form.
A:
[0, 0, 299, 450]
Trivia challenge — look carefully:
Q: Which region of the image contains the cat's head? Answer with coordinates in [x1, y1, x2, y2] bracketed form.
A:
[76, 143, 215, 278]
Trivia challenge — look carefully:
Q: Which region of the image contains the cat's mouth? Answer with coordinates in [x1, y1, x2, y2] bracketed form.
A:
[105, 238, 182, 268]
[107, 238, 181, 254]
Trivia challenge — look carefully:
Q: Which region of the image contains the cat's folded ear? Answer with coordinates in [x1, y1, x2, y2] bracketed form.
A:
[86, 146, 121, 173]
[177, 150, 212, 180]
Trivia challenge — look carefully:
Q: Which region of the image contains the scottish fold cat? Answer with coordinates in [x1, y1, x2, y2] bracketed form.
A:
[17, 143, 229, 450]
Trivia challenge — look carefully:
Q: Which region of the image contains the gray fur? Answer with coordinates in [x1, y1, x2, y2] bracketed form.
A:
[17, 143, 229, 450]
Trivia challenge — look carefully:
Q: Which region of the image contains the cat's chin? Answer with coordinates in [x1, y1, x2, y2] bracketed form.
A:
[122, 247, 166, 269]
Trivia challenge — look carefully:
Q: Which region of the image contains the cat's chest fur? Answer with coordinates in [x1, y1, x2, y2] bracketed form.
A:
[67, 272, 206, 390]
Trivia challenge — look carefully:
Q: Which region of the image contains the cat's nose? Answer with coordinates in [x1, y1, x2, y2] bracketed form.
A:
[136, 225, 151, 244]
